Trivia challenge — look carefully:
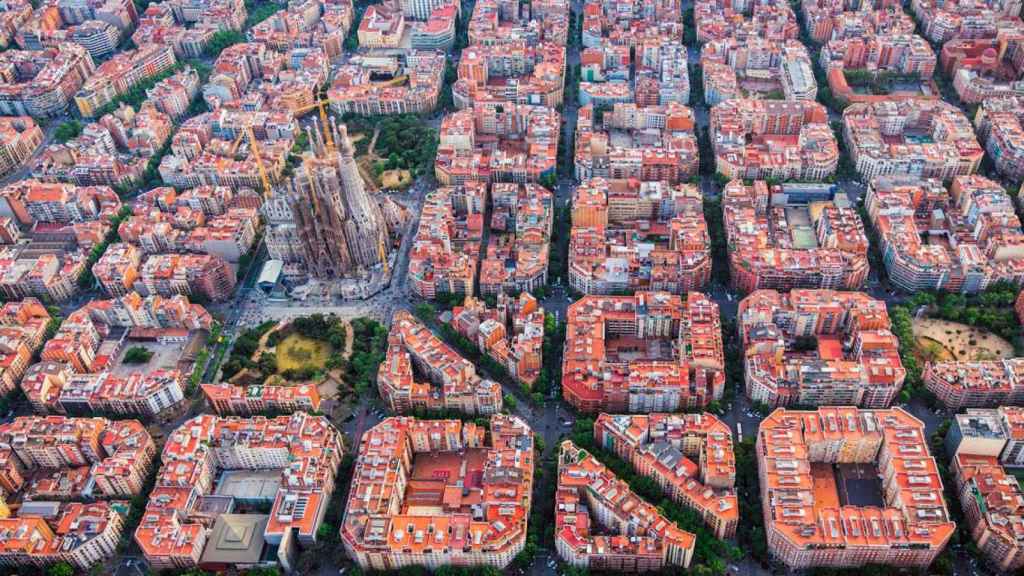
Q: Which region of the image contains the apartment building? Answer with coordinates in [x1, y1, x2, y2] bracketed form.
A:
[822, 34, 936, 77]
[134, 252, 236, 302]
[911, 0, 1023, 44]
[341, 416, 533, 570]
[201, 383, 321, 415]
[975, 95, 1024, 183]
[54, 0, 138, 31]
[574, 102, 698, 183]
[33, 291, 209, 396]
[939, 18, 1024, 104]
[701, 38, 817, 105]
[696, 0, 799, 42]
[0, 44, 95, 117]
[944, 407, 1024, 572]
[0, 117, 43, 179]
[158, 109, 293, 192]
[32, 102, 172, 188]
[406, 184, 481, 298]
[454, 42, 566, 109]
[133, 0, 247, 59]
[864, 175, 1024, 293]
[0, 0, 31, 50]
[145, 66, 201, 120]
[379, 310, 502, 415]
[945, 407, 1024, 465]
[556, 440, 695, 571]
[924, 359, 1024, 408]
[0, 248, 88, 303]
[562, 292, 725, 413]
[758, 407, 955, 568]
[84, 291, 213, 332]
[578, 0, 688, 108]
[0, 501, 128, 570]
[739, 289, 906, 408]
[723, 180, 870, 292]
[594, 413, 738, 539]
[569, 178, 710, 294]
[39, 309, 100, 374]
[0, 298, 52, 395]
[802, 0, 917, 45]
[358, 3, 405, 48]
[94, 242, 142, 297]
[435, 104, 559, 185]
[843, 100, 983, 180]
[479, 182, 552, 295]
[0, 415, 155, 499]
[473, 0, 568, 46]
[711, 99, 838, 181]
[16, 1, 126, 58]
[0, 179, 122, 228]
[410, 4, 457, 50]
[328, 52, 445, 115]
[118, 186, 259, 263]
[53, 370, 187, 417]
[248, 0, 352, 54]
[136, 413, 343, 570]
[952, 453, 1024, 572]
[804, 0, 941, 102]
[74, 43, 177, 118]
[450, 292, 544, 387]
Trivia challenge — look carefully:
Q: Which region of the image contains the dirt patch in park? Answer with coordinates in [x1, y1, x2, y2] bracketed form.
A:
[380, 169, 412, 189]
[912, 318, 1014, 362]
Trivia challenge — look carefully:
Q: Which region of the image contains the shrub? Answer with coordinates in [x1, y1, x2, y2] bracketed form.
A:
[123, 346, 154, 364]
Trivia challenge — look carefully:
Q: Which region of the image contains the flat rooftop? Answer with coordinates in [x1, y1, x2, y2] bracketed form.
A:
[214, 470, 283, 502]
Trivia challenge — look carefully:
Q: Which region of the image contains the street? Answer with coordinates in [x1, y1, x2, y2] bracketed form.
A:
[79, 1, 995, 575]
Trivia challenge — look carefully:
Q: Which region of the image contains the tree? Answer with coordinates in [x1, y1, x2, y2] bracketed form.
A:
[538, 171, 558, 191]
[316, 521, 337, 542]
[203, 29, 245, 57]
[564, 565, 591, 576]
[414, 302, 436, 324]
[258, 352, 278, 377]
[243, 568, 281, 576]
[47, 562, 74, 576]
[53, 121, 82, 144]
[123, 346, 154, 364]
[503, 394, 517, 410]
[245, 0, 285, 28]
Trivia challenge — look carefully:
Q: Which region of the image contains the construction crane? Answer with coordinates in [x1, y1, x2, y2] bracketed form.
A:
[291, 97, 335, 156]
[226, 126, 273, 194]
[244, 125, 273, 196]
[230, 129, 245, 156]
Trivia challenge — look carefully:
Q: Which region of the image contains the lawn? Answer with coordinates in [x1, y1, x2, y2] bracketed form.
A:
[276, 333, 333, 372]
